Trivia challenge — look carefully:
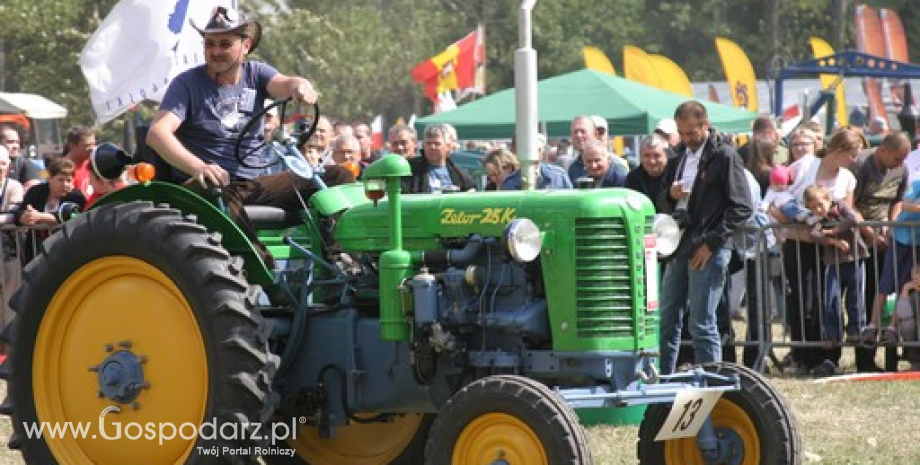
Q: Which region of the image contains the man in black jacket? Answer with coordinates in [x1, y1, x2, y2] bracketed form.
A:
[402, 123, 475, 193]
[655, 101, 753, 375]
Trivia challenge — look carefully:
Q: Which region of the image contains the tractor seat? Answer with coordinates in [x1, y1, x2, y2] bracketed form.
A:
[243, 205, 303, 229]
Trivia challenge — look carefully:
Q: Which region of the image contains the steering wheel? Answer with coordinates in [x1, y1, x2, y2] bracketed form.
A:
[234, 97, 320, 169]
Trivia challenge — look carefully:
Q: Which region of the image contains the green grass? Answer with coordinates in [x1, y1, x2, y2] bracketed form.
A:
[587, 377, 920, 465]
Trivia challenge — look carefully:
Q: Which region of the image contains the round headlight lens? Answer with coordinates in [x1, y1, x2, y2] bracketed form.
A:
[653, 213, 682, 257]
[282, 154, 315, 179]
[504, 218, 542, 262]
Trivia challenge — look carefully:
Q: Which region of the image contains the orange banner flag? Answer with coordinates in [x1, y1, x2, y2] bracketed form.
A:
[715, 37, 758, 112]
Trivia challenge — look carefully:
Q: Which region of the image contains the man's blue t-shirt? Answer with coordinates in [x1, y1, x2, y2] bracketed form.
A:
[159, 61, 279, 181]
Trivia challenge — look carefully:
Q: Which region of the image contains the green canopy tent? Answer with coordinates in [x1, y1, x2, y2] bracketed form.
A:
[415, 69, 757, 139]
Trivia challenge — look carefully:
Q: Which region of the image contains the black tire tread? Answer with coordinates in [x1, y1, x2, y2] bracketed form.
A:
[425, 374, 593, 465]
[636, 362, 801, 465]
[4, 201, 280, 464]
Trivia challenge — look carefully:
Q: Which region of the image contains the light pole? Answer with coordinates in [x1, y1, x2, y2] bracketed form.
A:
[896, 82, 918, 146]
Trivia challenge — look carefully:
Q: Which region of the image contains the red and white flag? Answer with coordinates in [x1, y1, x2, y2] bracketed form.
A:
[370, 115, 383, 151]
[411, 26, 485, 111]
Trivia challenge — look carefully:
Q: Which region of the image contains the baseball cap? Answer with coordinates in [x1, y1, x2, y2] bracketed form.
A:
[591, 115, 608, 133]
[769, 165, 791, 186]
[656, 118, 677, 136]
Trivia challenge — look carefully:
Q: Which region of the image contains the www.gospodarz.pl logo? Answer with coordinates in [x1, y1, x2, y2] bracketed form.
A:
[23, 405, 305, 454]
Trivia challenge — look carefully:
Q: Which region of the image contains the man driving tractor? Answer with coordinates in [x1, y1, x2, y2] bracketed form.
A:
[145, 6, 353, 265]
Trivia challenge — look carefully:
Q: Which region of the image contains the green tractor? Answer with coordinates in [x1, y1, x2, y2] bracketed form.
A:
[1, 99, 800, 464]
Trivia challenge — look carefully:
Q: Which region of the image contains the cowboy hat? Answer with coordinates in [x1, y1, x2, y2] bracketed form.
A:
[190, 6, 262, 52]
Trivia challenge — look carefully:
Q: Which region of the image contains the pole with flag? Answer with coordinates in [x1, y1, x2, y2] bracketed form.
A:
[80, 0, 223, 125]
[410, 26, 486, 113]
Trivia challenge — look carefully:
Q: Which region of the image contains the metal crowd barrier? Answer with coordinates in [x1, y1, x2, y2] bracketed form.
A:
[0, 223, 61, 334]
[729, 219, 920, 374]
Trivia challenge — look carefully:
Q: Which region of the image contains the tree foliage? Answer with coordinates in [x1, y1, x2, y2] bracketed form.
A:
[0, 0, 918, 138]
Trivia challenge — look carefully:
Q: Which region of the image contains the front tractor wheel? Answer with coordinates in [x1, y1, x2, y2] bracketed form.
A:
[424, 375, 593, 465]
[263, 413, 433, 465]
[637, 362, 801, 465]
[4, 202, 279, 464]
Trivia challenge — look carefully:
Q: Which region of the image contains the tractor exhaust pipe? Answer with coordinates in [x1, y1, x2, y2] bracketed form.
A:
[515, 0, 539, 191]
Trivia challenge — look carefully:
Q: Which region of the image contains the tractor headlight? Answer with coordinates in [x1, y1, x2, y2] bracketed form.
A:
[653, 213, 682, 257]
[504, 218, 542, 263]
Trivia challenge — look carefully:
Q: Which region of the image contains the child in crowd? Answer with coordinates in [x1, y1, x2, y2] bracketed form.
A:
[761, 165, 821, 235]
[768, 166, 824, 227]
[798, 185, 860, 250]
[85, 169, 125, 208]
[759, 166, 798, 245]
[761, 165, 794, 215]
[893, 265, 920, 371]
[795, 185, 868, 346]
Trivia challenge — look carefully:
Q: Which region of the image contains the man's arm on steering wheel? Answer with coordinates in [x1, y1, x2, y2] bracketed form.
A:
[146, 110, 230, 187]
[267, 74, 318, 105]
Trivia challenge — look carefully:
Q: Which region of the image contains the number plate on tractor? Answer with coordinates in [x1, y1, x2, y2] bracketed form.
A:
[655, 389, 722, 441]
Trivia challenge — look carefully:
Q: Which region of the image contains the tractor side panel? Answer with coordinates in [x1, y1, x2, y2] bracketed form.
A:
[278, 310, 443, 423]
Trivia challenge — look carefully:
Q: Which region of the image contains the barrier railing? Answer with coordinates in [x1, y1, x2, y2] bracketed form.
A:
[728, 219, 920, 374]
[0, 223, 61, 335]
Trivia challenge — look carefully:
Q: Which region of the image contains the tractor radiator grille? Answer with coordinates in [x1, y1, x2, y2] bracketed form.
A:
[574, 217, 637, 338]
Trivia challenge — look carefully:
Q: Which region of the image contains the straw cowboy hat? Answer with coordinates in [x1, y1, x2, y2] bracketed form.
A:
[190, 6, 262, 52]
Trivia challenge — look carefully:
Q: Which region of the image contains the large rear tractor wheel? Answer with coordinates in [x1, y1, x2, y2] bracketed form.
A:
[424, 375, 593, 465]
[263, 413, 433, 465]
[3, 202, 279, 464]
[637, 362, 801, 464]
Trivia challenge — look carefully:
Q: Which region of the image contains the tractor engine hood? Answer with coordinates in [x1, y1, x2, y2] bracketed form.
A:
[333, 189, 653, 253]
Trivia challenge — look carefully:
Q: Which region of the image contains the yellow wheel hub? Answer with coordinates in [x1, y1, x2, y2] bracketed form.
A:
[663, 398, 761, 464]
[453, 413, 547, 465]
[33, 257, 207, 465]
[289, 413, 424, 465]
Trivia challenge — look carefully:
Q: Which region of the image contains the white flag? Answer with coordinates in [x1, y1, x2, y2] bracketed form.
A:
[434, 90, 456, 113]
[80, 0, 224, 125]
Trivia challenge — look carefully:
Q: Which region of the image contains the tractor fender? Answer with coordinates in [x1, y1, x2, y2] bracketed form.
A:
[93, 181, 273, 286]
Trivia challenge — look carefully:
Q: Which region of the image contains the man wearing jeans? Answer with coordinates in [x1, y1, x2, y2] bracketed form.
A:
[656, 101, 752, 374]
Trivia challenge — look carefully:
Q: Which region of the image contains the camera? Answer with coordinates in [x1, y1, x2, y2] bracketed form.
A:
[575, 177, 595, 189]
[55, 202, 82, 223]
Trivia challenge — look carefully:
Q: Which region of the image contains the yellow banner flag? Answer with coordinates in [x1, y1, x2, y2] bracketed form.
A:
[649, 54, 694, 97]
[809, 37, 849, 126]
[583, 46, 617, 75]
[623, 45, 659, 88]
[714, 37, 758, 112]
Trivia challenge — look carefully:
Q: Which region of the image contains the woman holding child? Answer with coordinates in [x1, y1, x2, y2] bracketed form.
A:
[772, 126, 862, 376]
